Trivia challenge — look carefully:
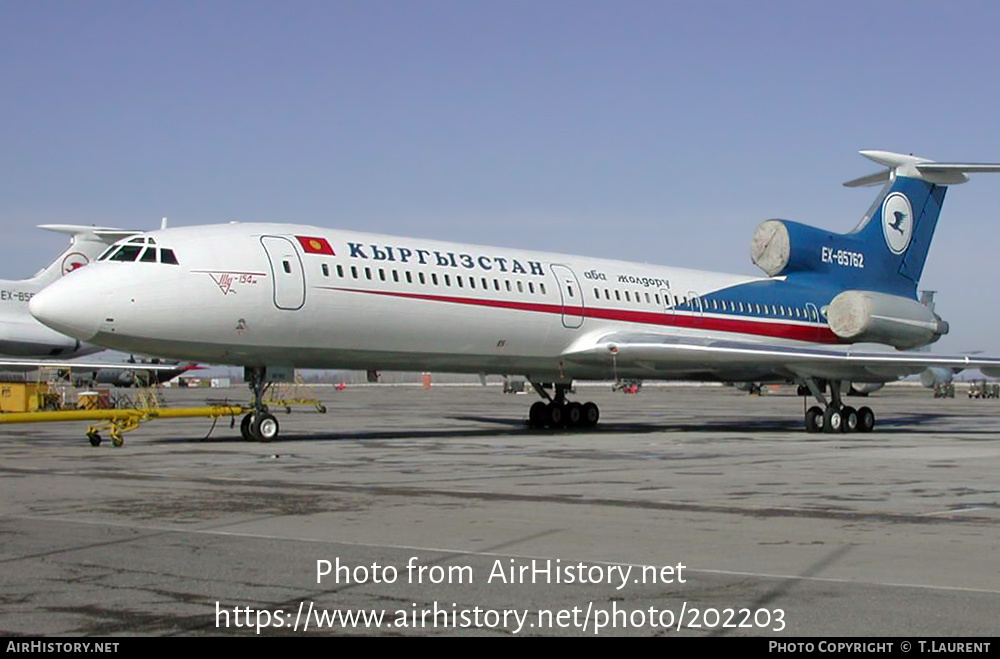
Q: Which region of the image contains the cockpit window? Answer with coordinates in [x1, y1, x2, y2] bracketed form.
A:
[99, 238, 179, 265]
[109, 245, 143, 262]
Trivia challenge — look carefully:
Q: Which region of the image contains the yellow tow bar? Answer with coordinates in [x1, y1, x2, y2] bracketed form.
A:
[0, 405, 247, 447]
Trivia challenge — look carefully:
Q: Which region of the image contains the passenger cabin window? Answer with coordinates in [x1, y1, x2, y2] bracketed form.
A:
[322, 264, 329, 277]
[283, 260, 291, 274]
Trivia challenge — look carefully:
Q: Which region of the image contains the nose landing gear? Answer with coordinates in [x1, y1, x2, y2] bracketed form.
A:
[240, 367, 281, 442]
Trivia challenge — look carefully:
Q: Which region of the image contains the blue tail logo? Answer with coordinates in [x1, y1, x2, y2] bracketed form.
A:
[881, 192, 912, 255]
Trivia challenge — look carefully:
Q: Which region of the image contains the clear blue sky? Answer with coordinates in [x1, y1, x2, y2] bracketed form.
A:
[3, 1, 1000, 354]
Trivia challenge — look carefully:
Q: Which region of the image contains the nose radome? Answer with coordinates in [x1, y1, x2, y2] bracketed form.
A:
[29, 273, 102, 342]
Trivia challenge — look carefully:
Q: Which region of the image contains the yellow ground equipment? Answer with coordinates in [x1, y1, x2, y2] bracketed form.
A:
[0, 382, 59, 413]
[0, 367, 249, 447]
[0, 404, 247, 447]
[264, 372, 327, 414]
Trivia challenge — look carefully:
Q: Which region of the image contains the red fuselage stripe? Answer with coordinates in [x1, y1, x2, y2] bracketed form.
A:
[318, 287, 841, 343]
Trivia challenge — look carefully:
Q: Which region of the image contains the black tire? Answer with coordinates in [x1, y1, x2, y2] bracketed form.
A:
[253, 413, 280, 442]
[87, 432, 102, 447]
[565, 402, 583, 428]
[240, 414, 256, 441]
[546, 403, 565, 429]
[823, 407, 843, 433]
[528, 401, 547, 429]
[805, 406, 824, 433]
[857, 406, 876, 433]
[841, 406, 859, 433]
[581, 402, 600, 427]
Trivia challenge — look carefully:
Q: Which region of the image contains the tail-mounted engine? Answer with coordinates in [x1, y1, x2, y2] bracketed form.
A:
[826, 290, 948, 350]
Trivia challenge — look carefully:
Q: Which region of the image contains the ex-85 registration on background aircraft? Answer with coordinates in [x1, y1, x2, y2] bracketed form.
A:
[28, 151, 1000, 441]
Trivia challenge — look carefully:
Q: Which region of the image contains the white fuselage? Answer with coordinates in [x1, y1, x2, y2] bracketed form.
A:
[30, 223, 837, 382]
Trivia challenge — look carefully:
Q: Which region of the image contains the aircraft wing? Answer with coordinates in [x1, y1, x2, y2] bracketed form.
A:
[561, 332, 1000, 383]
[0, 359, 188, 372]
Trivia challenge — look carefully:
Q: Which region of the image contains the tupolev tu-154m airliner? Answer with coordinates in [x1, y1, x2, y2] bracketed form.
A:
[28, 151, 1000, 441]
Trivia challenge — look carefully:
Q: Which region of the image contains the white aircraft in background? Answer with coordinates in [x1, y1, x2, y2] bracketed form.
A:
[0, 223, 193, 384]
[0, 224, 138, 358]
[29, 151, 1000, 441]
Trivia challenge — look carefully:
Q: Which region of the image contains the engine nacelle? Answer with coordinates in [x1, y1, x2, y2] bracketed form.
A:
[920, 367, 954, 389]
[826, 290, 948, 350]
[850, 382, 885, 395]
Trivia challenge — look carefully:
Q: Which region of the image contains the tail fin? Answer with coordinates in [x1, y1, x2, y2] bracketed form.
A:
[842, 151, 1000, 297]
[29, 225, 142, 288]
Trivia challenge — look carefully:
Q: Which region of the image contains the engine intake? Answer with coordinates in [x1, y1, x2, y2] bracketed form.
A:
[751, 220, 842, 277]
[827, 290, 948, 350]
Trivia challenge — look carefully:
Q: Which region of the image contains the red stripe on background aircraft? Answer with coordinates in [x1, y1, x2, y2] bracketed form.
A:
[28, 151, 1000, 440]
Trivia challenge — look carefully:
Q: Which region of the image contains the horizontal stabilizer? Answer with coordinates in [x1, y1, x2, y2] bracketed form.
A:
[38, 224, 142, 244]
[843, 170, 890, 188]
[916, 163, 1000, 174]
[844, 150, 1000, 187]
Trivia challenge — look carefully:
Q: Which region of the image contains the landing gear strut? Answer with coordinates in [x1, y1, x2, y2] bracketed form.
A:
[527, 382, 600, 430]
[240, 366, 280, 442]
[801, 378, 875, 434]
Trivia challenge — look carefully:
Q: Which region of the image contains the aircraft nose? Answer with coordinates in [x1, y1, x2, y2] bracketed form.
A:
[29, 273, 102, 342]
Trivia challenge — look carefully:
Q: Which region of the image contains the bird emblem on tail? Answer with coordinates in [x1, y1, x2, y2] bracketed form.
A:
[889, 210, 907, 235]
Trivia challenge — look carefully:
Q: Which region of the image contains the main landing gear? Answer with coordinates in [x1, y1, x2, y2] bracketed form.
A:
[526, 382, 600, 430]
[801, 379, 876, 434]
[239, 366, 280, 442]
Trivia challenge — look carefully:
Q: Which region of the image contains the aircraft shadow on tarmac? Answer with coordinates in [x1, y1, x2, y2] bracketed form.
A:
[142, 411, 995, 445]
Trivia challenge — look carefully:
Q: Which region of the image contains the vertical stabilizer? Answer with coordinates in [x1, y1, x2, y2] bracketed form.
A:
[840, 151, 1000, 297]
[29, 225, 141, 288]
